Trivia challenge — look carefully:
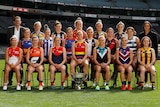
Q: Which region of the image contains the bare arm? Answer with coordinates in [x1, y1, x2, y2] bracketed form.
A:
[93, 47, 99, 65]
[116, 48, 123, 65]
[106, 47, 111, 65]
[60, 47, 67, 65]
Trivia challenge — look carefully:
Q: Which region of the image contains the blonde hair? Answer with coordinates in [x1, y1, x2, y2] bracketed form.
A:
[95, 19, 103, 27]
[116, 21, 125, 29]
[141, 36, 152, 47]
[74, 17, 83, 28]
[34, 21, 42, 28]
[86, 26, 94, 32]
[125, 26, 136, 35]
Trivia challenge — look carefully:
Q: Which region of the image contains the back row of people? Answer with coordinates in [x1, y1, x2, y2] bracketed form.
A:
[4, 16, 158, 91]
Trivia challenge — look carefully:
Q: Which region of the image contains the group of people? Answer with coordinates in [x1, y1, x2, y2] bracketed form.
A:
[3, 16, 158, 91]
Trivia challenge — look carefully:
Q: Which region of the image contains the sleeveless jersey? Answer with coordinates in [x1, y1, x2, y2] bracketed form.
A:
[8, 47, 21, 65]
[42, 37, 53, 59]
[32, 31, 44, 40]
[53, 31, 65, 40]
[73, 29, 86, 40]
[94, 31, 105, 39]
[114, 32, 125, 40]
[8, 47, 21, 57]
[65, 38, 75, 57]
[127, 36, 137, 54]
[119, 47, 130, 64]
[140, 47, 152, 64]
[106, 38, 116, 55]
[96, 46, 108, 63]
[21, 38, 32, 55]
[29, 47, 41, 63]
[52, 46, 63, 64]
[75, 41, 85, 59]
[85, 38, 96, 56]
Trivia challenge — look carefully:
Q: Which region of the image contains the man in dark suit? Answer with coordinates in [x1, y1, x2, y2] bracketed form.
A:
[7, 16, 25, 86]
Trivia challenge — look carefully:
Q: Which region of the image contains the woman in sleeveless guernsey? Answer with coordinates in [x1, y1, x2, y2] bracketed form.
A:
[19, 28, 32, 63]
[49, 37, 67, 90]
[106, 27, 119, 87]
[31, 21, 44, 45]
[63, 27, 75, 62]
[3, 35, 23, 91]
[116, 36, 133, 91]
[137, 36, 156, 90]
[73, 17, 87, 40]
[52, 20, 66, 45]
[42, 24, 53, 62]
[70, 30, 89, 81]
[94, 19, 106, 39]
[114, 21, 125, 41]
[125, 27, 140, 86]
[26, 36, 44, 91]
[86, 26, 98, 87]
[93, 36, 111, 91]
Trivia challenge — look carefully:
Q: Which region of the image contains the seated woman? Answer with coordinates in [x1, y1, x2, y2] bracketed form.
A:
[93, 36, 111, 91]
[3, 35, 23, 91]
[137, 36, 156, 90]
[116, 36, 133, 91]
[26, 36, 44, 91]
[49, 37, 67, 90]
[70, 30, 89, 81]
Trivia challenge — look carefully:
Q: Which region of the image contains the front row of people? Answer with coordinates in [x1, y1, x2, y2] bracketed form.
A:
[3, 32, 156, 91]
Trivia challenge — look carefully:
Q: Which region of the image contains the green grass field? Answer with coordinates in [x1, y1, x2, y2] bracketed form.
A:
[0, 60, 160, 107]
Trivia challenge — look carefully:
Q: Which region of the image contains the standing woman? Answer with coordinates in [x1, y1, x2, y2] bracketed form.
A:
[137, 36, 156, 90]
[42, 24, 53, 62]
[19, 27, 32, 63]
[52, 20, 66, 45]
[93, 36, 111, 91]
[106, 27, 119, 87]
[73, 17, 87, 40]
[49, 37, 67, 90]
[3, 35, 23, 91]
[116, 36, 133, 91]
[31, 21, 44, 45]
[85, 26, 97, 86]
[70, 30, 89, 80]
[26, 36, 44, 91]
[94, 19, 106, 39]
[115, 21, 125, 41]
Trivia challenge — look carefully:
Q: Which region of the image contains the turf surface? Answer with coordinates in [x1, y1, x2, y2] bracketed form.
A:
[0, 60, 160, 107]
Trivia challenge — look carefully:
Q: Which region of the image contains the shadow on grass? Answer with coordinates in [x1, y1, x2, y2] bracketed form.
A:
[0, 85, 156, 94]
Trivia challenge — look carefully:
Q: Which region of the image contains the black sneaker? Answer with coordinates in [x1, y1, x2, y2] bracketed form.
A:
[152, 86, 156, 90]
[8, 81, 12, 86]
[141, 86, 144, 90]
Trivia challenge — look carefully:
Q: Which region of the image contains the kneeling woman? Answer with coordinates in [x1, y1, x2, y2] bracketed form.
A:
[3, 35, 23, 91]
[116, 36, 133, 91]
[49, 37, 66, 90]
[93, 36, 111, 91]
[26, 36, 44, 91]
[137, 36, 156, 90]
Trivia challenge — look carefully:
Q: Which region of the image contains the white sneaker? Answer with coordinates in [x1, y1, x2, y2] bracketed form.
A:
[39, 85, 43, 91]
[77, 85, 81, 90]
[27, 86, 31, 91]
[144, 83, 149, 87]
[16, 86, 21, 91]
[3, 85, 7, 91]
[91, 81, 96, 87]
